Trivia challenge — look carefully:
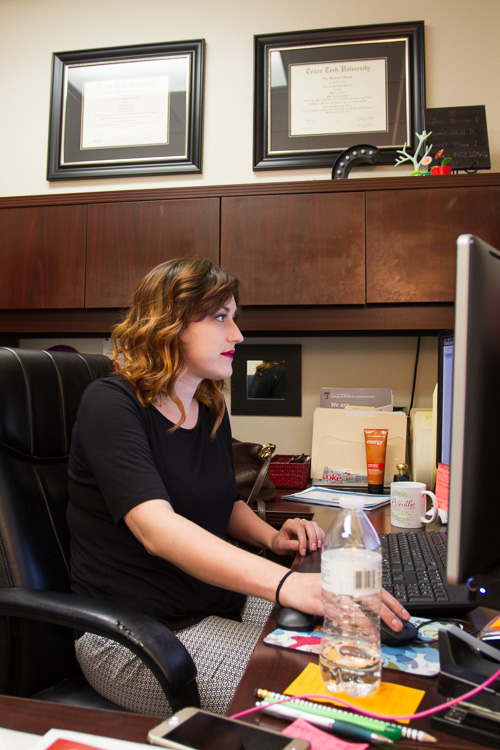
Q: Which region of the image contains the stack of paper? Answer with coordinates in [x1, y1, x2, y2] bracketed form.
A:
[320, 387, 393, 411]
[283, 486, 389, 510]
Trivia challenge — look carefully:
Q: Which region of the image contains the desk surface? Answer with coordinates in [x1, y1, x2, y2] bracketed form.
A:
[0, 694, 161, 745]
[228, 494, 497, 749]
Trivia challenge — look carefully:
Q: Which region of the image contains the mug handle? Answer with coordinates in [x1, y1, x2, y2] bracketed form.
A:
[421, 490, 439, 524]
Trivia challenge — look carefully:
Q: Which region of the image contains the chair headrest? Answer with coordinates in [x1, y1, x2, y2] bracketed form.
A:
[0, 348, 112, 460]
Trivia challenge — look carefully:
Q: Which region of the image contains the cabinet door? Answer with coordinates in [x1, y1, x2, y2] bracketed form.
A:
[221, 193, 365, 305]
[366, 186, 500, 303]
[86, 199, 220, 308]
[0, 205, 86, 309]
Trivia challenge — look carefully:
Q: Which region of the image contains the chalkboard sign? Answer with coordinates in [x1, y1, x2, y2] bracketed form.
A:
[424, 105, 490, 171]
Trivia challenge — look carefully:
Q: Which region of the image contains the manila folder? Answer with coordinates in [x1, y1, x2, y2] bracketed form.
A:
[311, 408, 407, 484]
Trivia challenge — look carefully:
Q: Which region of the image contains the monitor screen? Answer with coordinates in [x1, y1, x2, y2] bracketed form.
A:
[436, 331, 454, 468]
[446, 235, 500, 593]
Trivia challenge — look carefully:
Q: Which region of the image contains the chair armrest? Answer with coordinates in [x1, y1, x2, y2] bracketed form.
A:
[0, 588, 199, 712]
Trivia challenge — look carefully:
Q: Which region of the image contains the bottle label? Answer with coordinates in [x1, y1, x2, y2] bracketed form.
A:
[321, 548, 381, 596]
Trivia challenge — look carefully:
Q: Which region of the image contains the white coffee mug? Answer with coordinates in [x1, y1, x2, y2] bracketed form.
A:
[390, 481, 439, 528]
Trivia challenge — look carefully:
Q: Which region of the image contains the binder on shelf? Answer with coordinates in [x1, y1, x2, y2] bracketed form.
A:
[410, 408, 435, 488]
[320, 387, 393, 411]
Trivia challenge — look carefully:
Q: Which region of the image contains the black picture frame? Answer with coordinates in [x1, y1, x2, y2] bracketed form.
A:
[254, 21, 426, 170]
[47, 40, 205, 180]
[230, 344, 301, 417]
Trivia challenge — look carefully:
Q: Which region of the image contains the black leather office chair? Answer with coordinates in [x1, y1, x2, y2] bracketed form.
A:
[0, 347, 199, 712]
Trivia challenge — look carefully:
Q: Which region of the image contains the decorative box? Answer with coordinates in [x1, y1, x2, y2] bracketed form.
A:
[268, 455, 310, 489]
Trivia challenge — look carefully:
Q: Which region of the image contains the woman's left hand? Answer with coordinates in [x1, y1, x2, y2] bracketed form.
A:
[271, 517, 325, 557]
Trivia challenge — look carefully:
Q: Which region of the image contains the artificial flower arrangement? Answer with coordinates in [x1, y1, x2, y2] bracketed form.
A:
[395, 132, 453, 175]
[430, 149, 452, 175]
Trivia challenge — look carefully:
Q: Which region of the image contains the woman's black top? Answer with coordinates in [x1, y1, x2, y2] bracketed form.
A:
[67, 376, 245, 630]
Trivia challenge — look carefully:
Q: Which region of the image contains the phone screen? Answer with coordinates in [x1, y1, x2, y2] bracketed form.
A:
[160, 712, 294, 750]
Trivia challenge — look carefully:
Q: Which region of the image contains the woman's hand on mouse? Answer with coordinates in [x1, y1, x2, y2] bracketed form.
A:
[276, 571, 324, 616]
[277, 575, 411, 623]
[271, 517, 325, 557]
[381, 588, 410, 631]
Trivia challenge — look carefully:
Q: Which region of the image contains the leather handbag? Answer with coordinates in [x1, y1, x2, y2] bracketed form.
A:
[232, 439, 277, 516]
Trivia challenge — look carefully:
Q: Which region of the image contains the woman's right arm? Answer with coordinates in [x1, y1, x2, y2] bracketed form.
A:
[125, 499, 409, 629]
[124, 498, 323, 616]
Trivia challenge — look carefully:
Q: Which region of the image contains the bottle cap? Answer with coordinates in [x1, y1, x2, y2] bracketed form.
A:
[393, 462, 410, 483]
[338, 495, 366, 510]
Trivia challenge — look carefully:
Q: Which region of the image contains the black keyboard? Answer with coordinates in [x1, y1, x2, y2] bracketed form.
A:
[380, 531, 475, 616]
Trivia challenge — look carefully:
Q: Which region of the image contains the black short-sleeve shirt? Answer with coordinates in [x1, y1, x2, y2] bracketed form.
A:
[67, 376, 245, 630]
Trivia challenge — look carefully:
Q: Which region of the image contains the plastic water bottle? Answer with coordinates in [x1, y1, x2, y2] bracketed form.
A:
[320, 496, 382, 697]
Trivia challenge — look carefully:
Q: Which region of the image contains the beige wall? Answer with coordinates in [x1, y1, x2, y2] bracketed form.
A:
[1, 0, 499, 197]
[20, 334, 438, 454]
[229, 335, 438, 454]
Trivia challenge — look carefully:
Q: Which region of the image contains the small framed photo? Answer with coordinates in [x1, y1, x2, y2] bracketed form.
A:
[253, 22, 425, 170]
[47, 40, 205, 180]
[231, 344, 301, 417]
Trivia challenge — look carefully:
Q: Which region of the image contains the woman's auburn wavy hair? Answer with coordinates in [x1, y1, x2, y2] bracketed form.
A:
[111, 257, 240, 436]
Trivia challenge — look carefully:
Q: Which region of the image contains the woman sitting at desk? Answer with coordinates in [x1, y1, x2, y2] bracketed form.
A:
[67, 258, 409, 716]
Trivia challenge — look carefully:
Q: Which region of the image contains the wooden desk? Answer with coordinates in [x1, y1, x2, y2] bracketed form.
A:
[0, 693, 162, 743]
[229, 494, 497, 749]
[0, 495, 494, 748]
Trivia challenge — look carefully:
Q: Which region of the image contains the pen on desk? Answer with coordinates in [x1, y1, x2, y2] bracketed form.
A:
[256, 700, 393, 744]
[255, 689, 436, 743]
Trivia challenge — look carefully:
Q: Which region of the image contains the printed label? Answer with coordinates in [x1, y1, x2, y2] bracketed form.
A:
[322, 548, 381, 596]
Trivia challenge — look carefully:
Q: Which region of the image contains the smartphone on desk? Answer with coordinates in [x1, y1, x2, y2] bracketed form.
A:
[147, 707, 310, 750]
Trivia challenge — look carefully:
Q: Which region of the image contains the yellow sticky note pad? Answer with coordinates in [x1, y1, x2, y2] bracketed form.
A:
[284, 662, 425, 724]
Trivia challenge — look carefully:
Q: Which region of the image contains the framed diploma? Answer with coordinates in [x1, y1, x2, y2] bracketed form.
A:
[47, 40, 204, 180]
[253, 22, 425, 170]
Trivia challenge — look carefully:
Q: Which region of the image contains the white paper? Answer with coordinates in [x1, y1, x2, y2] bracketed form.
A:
[289, 57, 387, 137]
[0, 726, 39, 750]
[282, 486, 389, 510]
[81, 76, 169, 149]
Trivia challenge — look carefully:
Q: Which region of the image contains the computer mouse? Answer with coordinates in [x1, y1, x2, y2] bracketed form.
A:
[380, 619, 419, 647]
[276, 606, 319, 631]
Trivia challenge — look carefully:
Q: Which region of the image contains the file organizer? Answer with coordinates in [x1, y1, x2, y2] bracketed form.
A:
[311, 408, 407, 487]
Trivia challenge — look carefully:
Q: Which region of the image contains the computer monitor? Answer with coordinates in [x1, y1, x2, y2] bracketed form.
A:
[436, 330, 454, 468]
[446, 235, 500, 607]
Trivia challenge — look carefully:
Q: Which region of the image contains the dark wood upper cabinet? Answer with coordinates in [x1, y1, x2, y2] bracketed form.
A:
[0, 205, 86, 309]
[85, 198, 220, 308]
[221, 192, 365, 305]
[1, 174, 499, 333]
[366, 186, 500, 304]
